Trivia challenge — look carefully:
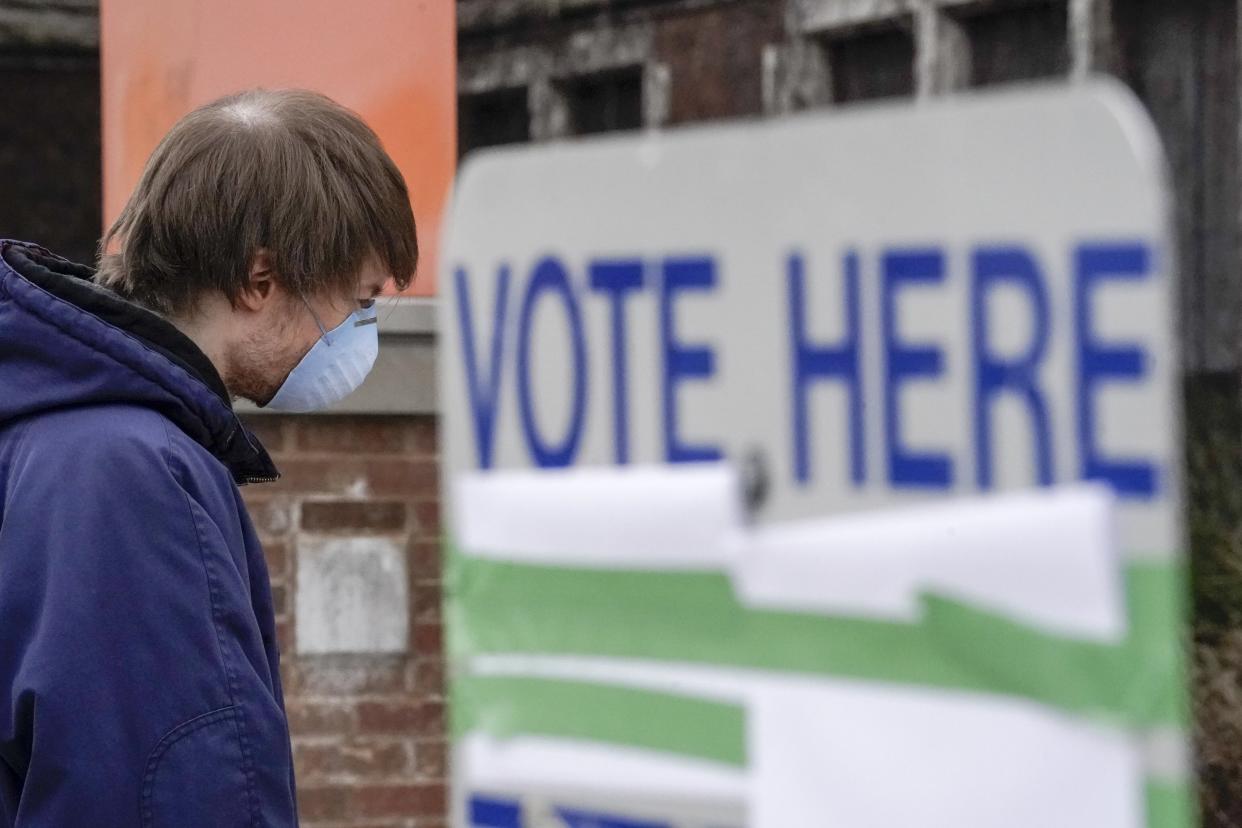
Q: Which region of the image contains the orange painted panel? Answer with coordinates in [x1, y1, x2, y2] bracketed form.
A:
[100, 0, 455, 296]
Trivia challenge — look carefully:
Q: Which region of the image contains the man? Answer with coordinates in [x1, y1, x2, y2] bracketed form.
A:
[0, 88, 417, 825]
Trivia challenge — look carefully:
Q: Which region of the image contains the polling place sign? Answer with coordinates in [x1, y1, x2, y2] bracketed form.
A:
[441, 80, 1187, 827]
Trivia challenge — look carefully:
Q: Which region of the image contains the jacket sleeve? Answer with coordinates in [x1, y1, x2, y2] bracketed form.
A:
[0, 409, 298, 827]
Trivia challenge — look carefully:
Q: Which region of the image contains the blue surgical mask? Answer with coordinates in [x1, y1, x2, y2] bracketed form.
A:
[263, 299, 379, 412]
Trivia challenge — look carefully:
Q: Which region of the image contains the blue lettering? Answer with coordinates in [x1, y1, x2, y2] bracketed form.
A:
[1074, 242, 1157, 498]
[789, 250, 865, 486]
[971, 246, 1054, 488]
[470, 794, 522, 827]
[883, 248, 953, 488]
[556, 807, 670, 828]
[661, 257, 722, 463]
[454, 265, 510, 470]
[516, 256, 588, 467]
[589, 259, 645, 464]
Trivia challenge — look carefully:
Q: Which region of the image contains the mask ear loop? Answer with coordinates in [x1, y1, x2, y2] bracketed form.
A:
[301, 294, 334, 345]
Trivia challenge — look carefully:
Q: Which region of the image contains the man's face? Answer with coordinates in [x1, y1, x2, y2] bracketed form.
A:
[230, 258, 390, 406]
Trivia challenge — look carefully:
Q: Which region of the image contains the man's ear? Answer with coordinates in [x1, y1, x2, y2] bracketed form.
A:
[237, 248, 278, 312]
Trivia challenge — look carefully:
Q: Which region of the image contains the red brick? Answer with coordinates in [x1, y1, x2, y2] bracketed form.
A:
[340, 738, 411, 777]
[261, 459, 353, 494]
[420, 701, 446, 737]
[293, 740, 338, 779]
[285, 699, 356, 736]
[238, 414, 289, 453]
[411, 658, 445, 699]
[413, 623, 443, 656]
[356, 699, 418, 734]
[408, 541, 442, 580]
[413, 739, 447, 779]
[295, 738, 411, 779]
[265, 458, 437, 497]
[263, 540, 290, 577]
[367, 460, 440, 497]
[409, 417, 439, 457]
[243, 496, 295, 536]
[411, 584, 442, 623]
[296, 417, 410, 454]
[351, 783, 445, 818]
[411, 501, 442, 538]
[412, 660, 447, 700]
[279, 660, 296, 693]
[301, 499, 408, 532]
[357, 700, 443, 738]
[271, 583, 289, 617]
[296, 785, 349, 821]
[275, 618, 294, 653]
[285, 655, 409, 695]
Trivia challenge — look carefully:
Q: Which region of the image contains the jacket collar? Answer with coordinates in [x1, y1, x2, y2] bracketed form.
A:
[0, 240, 280, 485]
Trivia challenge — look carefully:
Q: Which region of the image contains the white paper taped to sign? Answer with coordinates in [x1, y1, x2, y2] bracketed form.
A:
[734, 482, 1125, 640]
[450, 462, 1153, 828]
[454, 465, 1123, 638]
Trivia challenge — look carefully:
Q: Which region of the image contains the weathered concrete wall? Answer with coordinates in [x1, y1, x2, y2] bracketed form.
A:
[458, 0, 784, 146]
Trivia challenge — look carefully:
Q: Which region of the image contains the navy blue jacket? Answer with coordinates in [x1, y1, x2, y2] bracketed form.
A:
[0, 241, 298, 825]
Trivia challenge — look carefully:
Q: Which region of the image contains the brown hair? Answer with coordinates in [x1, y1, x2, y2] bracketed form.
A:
[95, 88, 418, 316]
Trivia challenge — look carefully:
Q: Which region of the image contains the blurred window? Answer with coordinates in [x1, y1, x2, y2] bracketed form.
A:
[0, 51, 101, 264]
[955, 0, 1070, 87]
[823, 21, 916, 105]
[458, 86, 531, 162]
[565, 67, 644, 136]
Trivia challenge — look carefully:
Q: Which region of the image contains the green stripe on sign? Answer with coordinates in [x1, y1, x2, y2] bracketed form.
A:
[1146, 780, 1196, 828]
[447, 550, 1188, 728]
[451, 675, 747, 767]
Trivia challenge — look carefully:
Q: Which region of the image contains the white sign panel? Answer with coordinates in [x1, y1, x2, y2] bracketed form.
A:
[440, 80, 1186, 828]
[443, 79, 1176, 555]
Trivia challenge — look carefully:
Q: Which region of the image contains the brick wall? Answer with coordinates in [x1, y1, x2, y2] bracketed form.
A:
[238, 414, 446, 828]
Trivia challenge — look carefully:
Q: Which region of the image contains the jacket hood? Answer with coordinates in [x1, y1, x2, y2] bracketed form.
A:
[0, 239, 280, 485]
